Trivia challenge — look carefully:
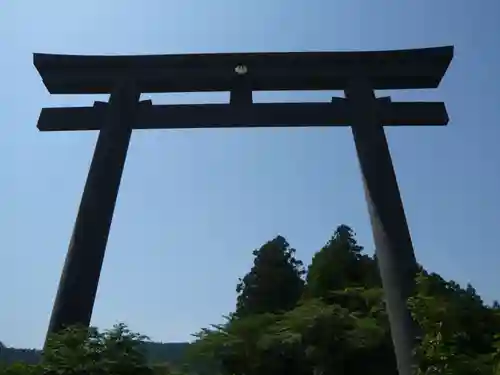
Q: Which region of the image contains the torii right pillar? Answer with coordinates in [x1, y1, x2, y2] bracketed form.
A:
[345, 79, 419, 375]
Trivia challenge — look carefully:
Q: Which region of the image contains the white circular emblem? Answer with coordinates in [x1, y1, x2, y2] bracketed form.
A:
[235, 64, 248, 75]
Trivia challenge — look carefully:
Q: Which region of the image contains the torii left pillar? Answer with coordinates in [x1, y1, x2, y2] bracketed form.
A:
[44, 82, 140, 347]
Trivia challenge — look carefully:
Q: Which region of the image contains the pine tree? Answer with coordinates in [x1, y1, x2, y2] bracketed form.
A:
[235, 235, 305, 317]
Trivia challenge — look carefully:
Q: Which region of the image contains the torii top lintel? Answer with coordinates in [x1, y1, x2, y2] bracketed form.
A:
[33, 46, 453, 95]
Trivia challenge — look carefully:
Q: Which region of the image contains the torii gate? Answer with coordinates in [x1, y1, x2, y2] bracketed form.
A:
[34, 46, 453, 375]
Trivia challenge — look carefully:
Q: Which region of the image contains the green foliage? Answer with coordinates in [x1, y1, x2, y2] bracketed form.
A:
[0, 362, 38, 375]
[265, 296, 394, 375]
[0, 338, 189, 369]
[409, 271, 500, 374]
[191, 226, 399, 375]
[3, 224, 499, 375]
[190, 313, 283, 375]
[0, 324, 156, 375]
[42, 323, 152, 375]
[306, 225, 380, 300]
[235, 235, 305, 317]
[191, 291, 397, 375]
[192, 225, 499, 375]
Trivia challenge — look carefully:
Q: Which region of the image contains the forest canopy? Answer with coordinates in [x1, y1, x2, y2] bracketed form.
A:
[1, 224, 499, 375]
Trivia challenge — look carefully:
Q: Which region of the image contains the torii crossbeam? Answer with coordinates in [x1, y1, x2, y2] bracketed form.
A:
[34, 46, 453, 375]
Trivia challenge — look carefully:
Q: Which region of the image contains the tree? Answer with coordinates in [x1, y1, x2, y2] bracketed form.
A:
[408, 271, 500, 374]
[0, 324, 155, 375]
[235, 235, 305, 317]
[190, 226, 500, 375]
[192, 228, 398, 375]
[190, 313, 289, 375]
[42, 323, 153, 375]
[191, 235, 307, 375]
[306, 225, 380, 301]
[264, 294, 397, 375]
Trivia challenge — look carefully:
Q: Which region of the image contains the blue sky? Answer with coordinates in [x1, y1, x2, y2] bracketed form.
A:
[1, 0, 499, 349]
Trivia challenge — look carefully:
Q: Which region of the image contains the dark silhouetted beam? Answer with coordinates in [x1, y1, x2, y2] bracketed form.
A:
[37, 101, 448, 132]
[33, 46, 453, 94]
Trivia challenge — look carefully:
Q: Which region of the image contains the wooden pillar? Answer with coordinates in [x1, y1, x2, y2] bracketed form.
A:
[45, 83, 140, 345]
[344, 81, 418, 375]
